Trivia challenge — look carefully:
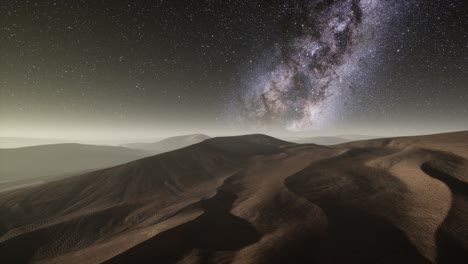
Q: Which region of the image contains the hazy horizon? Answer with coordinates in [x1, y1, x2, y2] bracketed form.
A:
[1, 126, 467, 148]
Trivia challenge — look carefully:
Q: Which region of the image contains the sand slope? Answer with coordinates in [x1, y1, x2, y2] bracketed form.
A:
[1, 132, 467, 263]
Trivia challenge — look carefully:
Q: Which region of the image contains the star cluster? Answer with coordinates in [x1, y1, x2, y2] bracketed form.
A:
[233, 0, 467, 131]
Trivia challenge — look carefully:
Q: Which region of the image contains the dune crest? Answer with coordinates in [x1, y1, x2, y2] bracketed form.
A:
[1, 132, 468, 263]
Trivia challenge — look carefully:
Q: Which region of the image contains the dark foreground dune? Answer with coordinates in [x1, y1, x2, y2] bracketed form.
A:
[1, 132, 467, 263]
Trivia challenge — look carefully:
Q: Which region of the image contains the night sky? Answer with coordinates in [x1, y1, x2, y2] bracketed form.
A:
[1, 0, 467, 140]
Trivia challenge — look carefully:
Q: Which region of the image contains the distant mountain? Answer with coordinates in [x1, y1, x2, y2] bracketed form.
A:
[290, 134, 377, 145]
[337, 134, 378, 140]
[0, 144, 150, 187]
[0, 137, 69, 148]
[122, 134, 211, 154]
[292, 136, 350, 145]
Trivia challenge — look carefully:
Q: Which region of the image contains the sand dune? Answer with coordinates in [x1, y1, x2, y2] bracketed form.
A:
[0, 144, 151, 189]
[1, 132, 467, 263]
[122, 134, 211, 154]
[285, 134, 376, 145]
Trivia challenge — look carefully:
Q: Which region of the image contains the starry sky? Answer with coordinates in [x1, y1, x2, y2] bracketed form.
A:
[1, 0, 467, 140]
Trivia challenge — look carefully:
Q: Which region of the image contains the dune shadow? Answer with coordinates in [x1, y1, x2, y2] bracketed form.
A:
[282, 190, 432, 264]
[281, 151, 431, 264]
[105, 190, 261, 264]
[0, 230, 47, 264]
[421, 161, 468, 263]
[421, 162, 468, 196]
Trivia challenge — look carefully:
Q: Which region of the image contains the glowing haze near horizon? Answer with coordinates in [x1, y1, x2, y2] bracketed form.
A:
[1, 0, 467, 141]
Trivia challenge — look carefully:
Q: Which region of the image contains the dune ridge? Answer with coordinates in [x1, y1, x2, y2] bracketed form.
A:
[1, 132, 467, 263]
[122, 134, 211, 154]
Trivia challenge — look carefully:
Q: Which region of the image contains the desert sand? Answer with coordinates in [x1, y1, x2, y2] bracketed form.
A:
[0, 132, 467, 263]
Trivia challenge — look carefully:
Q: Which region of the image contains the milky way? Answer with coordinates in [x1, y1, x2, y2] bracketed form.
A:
[237, 0, 398, 130]
[2, 0, 466, 136]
